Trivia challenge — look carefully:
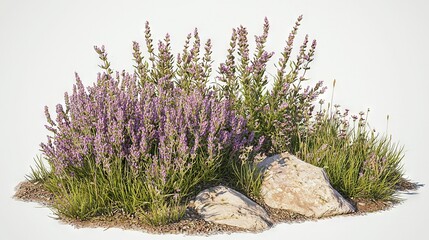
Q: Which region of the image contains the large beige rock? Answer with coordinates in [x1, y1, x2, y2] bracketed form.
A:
[193, 186, 272, 231]
[258, 152, 355, 218]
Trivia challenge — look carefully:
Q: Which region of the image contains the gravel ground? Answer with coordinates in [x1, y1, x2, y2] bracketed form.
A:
[13, 180, 418, 235]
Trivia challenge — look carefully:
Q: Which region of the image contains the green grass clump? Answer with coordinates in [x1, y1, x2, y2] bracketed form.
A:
[297, 104, 404, 200]
[230, 146, 265, 199]
[29, 154, 214, 225]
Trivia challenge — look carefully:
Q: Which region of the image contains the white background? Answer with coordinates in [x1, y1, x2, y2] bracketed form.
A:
[1, 0, 428, 239]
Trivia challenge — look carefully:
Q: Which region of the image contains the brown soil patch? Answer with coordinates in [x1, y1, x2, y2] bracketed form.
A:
[13, 179, 419, 235]
[14, 181, 54, 205]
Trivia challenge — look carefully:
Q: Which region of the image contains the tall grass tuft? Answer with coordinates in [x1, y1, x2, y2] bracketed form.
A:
[297, 102, 404, 200]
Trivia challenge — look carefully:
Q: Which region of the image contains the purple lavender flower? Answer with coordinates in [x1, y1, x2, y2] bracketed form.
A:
[41, 63, 254, 177]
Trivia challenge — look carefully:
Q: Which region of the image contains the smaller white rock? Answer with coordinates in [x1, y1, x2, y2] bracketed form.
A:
[193, 186, 272, 231]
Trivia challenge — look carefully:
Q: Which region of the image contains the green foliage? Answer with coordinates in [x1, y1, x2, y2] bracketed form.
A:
[26, 155, 53, 183]
[32, 151, 223, 223]
[230, 147, 264, 199]
[217, 16, 325, 154]
[297, 105, 404, 200]
[139, 194, 186, 226]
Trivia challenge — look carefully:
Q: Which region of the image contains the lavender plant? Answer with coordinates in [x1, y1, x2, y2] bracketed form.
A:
[41, 72, 251, 177]
[27, 17, 409, 225]
[36, 27, 259, 223]
[214, 17, 406, 200]
[217, 16, 326, 154]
